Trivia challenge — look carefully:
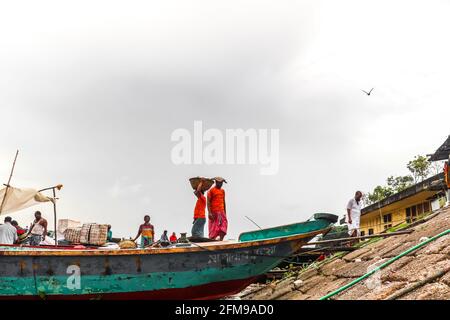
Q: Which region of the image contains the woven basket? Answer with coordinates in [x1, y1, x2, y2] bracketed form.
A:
[119, 240, 137, 249]
[64, 227, 82, 244]
[89, 224, 108, 246]
[80, 223, 108, 246]
[79, 224, 91, 244]
[189, 177, 214, 192]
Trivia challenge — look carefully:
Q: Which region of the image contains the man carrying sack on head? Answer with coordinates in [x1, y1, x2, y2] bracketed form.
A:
[207, 177, 228, 241]
[192, 179, 207, 238]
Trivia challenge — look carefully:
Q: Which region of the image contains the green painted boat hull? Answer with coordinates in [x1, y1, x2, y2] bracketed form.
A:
[238, 217, 334, 242]
[0, 215, 336, 299]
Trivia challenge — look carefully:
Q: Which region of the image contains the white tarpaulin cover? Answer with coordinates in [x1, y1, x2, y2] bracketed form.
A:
[0, 187, 53, 215]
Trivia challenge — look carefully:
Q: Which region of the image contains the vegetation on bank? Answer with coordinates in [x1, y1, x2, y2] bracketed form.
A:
[364, 155, 444, 206]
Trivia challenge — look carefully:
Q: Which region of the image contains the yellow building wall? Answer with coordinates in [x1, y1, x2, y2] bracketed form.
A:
[360, 208, 408, 234]
[359, 190, 437, 235]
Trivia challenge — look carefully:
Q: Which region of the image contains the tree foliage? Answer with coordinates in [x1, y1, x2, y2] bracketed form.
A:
[386, 175, 414, 192]
[407, 155, 431, 183]
[365, 155, 432, 206]
[367, 185, 394, 205]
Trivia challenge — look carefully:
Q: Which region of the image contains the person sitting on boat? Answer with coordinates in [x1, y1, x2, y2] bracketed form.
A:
[26, 211, 47, 246]
[0, 216, 18, 245]
[11, 220, 27, 242]
[346, 191, 363, 241]
[159, 230, 170, 247]
[169, 232, 177, 243]
[207, 177, 228, 241]
[192, 179, 207, 238]
[133, 215, 154, 248]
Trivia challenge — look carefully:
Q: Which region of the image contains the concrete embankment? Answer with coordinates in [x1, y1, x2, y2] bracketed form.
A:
[236, 205, 450, 300]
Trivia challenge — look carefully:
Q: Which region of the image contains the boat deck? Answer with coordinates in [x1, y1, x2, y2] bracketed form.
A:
[0, 227, 328, 256]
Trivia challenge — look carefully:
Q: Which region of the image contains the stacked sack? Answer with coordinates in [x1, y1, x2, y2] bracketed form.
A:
[80, 223, 108, 246]
[64, 227, 82, 244]
[64, 223, 108, 246]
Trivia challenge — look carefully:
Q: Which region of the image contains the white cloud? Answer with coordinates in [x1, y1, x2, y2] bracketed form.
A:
[109, 178, 143, 198]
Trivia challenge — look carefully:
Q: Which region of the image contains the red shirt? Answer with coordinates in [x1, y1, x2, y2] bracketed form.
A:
[169, 234, 177, 242]
[194, 194, 206, 219]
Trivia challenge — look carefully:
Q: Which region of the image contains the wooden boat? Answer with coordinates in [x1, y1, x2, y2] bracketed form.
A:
[0, 213, 337, 300]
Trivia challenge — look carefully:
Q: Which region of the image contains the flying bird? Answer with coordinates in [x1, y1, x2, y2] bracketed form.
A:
[361, 88, 374, 96]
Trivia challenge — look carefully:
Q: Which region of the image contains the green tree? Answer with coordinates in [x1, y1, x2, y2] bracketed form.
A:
[407, 155, 431, 183]
[365, 155, 432, 206]
[367, 185, 394, 205]
[387, 175, 414, 192]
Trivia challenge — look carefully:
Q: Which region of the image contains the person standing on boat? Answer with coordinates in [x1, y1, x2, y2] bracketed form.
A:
[192, 179, 207, 238]
[207, 177, 228, 241]
[27, 211, 47, 246]
[133, 215, 154, 248]
[169, 232, 177, 243]
[346, 191, 363, 238]
[0, 216, 18, 244]
[107, 225, 113, 242]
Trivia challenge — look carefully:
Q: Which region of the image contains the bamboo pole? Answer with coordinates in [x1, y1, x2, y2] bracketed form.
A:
[0, 150, 19, 214]
[52, 187, 57, 246]
[38, 184, 63, 246]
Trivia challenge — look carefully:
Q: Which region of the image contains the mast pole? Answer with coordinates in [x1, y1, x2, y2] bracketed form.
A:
[38, 184, 63, 246]
[52, 187, 58, 246]
[0, 150, 19, 214]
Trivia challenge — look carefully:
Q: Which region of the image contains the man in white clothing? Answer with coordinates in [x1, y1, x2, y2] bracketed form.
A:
[26, 211, 47, 246]
[346, 191, 363, 238]
[0, 216, 18, 244]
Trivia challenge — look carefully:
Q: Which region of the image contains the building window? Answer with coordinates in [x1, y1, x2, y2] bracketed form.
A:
[368, 228, 374, 235]
[406, 206, 418, 223]
[423, 201, 430, 213]
[381, 213, 393, 230]
[417, 203, 424, 215]
[360, 231, 365, 237]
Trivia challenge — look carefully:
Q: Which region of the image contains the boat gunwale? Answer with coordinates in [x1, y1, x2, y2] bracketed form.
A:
[238, 218, 331, 239]
[0, 227, 331, 257]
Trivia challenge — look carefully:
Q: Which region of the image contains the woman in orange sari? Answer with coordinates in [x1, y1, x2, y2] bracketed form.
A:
[207, 177, 228, 241]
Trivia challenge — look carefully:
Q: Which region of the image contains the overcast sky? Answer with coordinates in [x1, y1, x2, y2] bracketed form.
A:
[1, 0, 449, 239]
